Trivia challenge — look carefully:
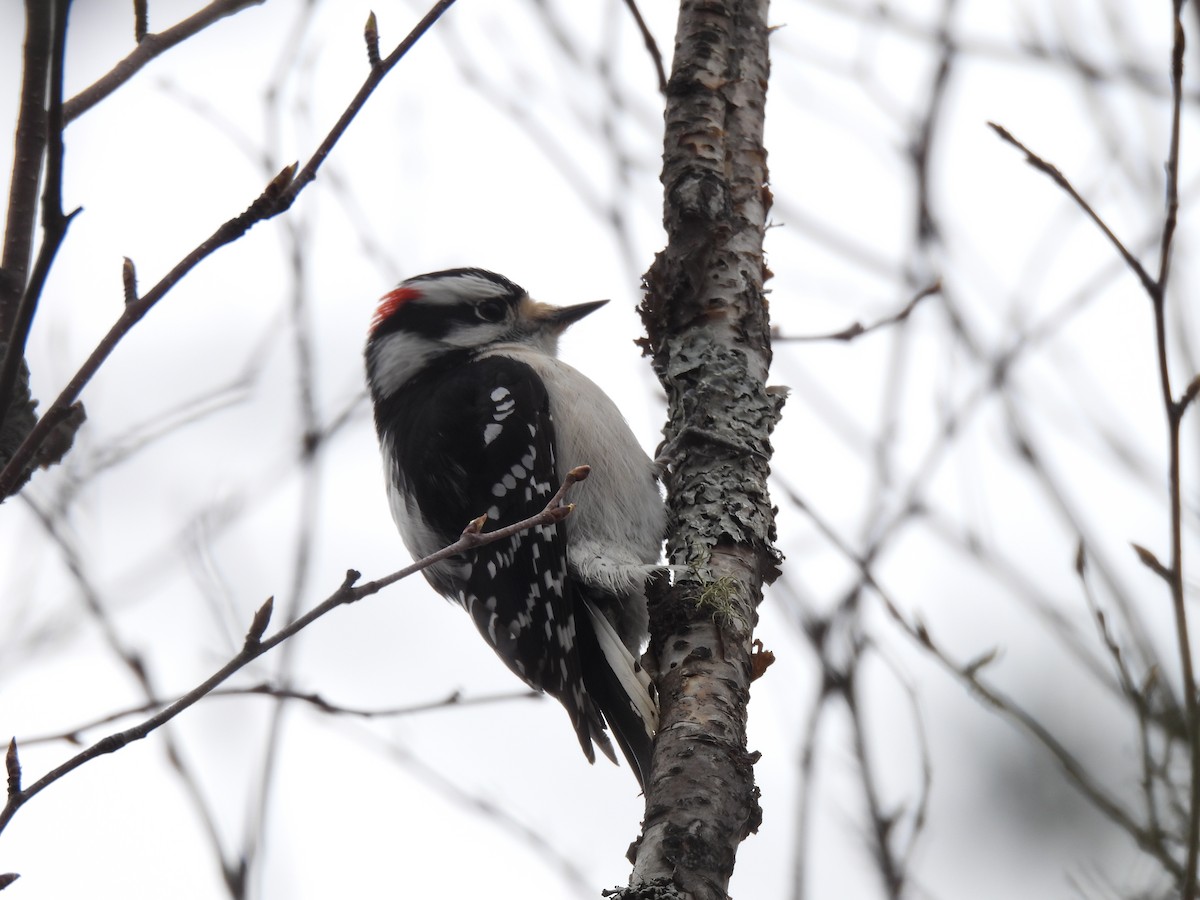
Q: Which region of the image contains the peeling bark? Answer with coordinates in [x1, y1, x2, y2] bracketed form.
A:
[624, 2, 780, 898]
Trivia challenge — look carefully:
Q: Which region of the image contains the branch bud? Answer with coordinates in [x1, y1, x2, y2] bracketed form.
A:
[264, 162, 298, 200]
[364, 11, 382, 67]
[134, 0, 148, 43]
[1131, 543, 1171, 582]
[244, 597, 275, 649]
[5, 739, 19, 797]
[122, 256, 138, 304]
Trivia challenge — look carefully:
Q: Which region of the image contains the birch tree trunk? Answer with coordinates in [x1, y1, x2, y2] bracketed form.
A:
[625, 1, 781, 897]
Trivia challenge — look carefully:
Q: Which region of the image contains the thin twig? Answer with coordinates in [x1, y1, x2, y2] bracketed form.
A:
[1077, 544, 1168, 843]
[845, 664, 906, 897]
[992, 20, 1198, 884]
[988, 121, 1158, 299]
[620, 0, 668, 94]
[790, 479, 1183, 879]
[0, 0, 78, 436]
[0, 1, 51, 320]
[18, 687, 541, 747]
[1157, 4, 1197, 896]
[21, 488, 237, 891]
[133, 0, 149, 43]
[244, 10, 325, 883]
[0, 466, 588, 836]
[774, 281, 940, 342]
[0, 0, 460, 500]
[276, 0, 458, 208]
[1158, 6, 1185, 294]
[909, 0, 958, 243]
[789, 653, 827, 900]
[908, 613, 1183, 879]
[64, 0, 266, 122]
[358, 727, 595, 895]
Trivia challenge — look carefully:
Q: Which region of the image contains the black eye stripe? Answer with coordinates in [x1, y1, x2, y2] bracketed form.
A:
[373, 297, 511, 340]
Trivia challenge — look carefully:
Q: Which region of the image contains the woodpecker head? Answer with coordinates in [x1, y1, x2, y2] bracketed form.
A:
[365, 268, 607, 400]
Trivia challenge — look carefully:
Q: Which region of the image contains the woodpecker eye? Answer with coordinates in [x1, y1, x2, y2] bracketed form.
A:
[476, 299, 507, 323]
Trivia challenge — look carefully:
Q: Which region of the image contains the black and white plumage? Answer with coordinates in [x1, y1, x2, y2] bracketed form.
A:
[364, 268, 663, 786]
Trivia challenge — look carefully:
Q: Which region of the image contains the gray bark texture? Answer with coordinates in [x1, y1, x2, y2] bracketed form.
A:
[623, 1, 781, 898]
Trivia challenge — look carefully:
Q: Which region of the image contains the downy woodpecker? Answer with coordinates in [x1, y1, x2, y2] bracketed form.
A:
[365, 268, 663, 786]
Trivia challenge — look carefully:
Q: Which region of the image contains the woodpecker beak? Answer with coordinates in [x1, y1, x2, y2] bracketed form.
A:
[522, 298, 609, 334]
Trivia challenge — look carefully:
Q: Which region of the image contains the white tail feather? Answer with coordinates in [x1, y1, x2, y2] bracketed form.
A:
[582, 599, 659, 734]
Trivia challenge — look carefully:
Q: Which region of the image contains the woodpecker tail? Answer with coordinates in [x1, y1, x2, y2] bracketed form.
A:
[575, 594, 658, 789]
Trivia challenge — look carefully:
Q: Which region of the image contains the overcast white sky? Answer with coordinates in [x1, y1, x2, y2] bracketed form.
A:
[1, 1, 1196, 899]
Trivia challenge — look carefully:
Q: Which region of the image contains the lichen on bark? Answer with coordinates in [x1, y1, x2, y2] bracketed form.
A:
[627, 1, 780, 898]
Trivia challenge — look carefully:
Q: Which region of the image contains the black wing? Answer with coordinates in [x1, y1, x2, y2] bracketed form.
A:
[381, 354, 616, 765]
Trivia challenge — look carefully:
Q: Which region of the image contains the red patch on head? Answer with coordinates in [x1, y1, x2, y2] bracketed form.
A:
[371, 286, 421, 332]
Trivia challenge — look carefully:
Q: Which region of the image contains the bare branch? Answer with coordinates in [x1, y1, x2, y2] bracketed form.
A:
[1157, 5, 1198, 895]
[894, 606, 1183, 880]
[792, 473, 1185, 880]
[1180, 372, 1200, 415]
[621, 0, 668, 95]
[63, 0, 267, 122]
[0, 0, 460, 500]
[0, 2, 51, 316]
[990, 20, 1200, 885]
[0, 468, 585, 836]
[0, 0, 81, 488]
[774, 281, 939, 342]
[18, 687, 540, 747]
[988, 121, 1158, 299]
[1158, 4, 1185, 294]
[133, 1, 148, 43]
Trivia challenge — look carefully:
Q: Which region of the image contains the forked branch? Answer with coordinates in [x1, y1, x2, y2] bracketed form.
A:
[0, 0, 459, 500]
[0, 467, 589, 846]
[990, 4, 1197, 892]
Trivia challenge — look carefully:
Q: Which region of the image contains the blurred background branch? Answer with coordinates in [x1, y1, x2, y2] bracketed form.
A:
[1, 2, 1199, 899]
